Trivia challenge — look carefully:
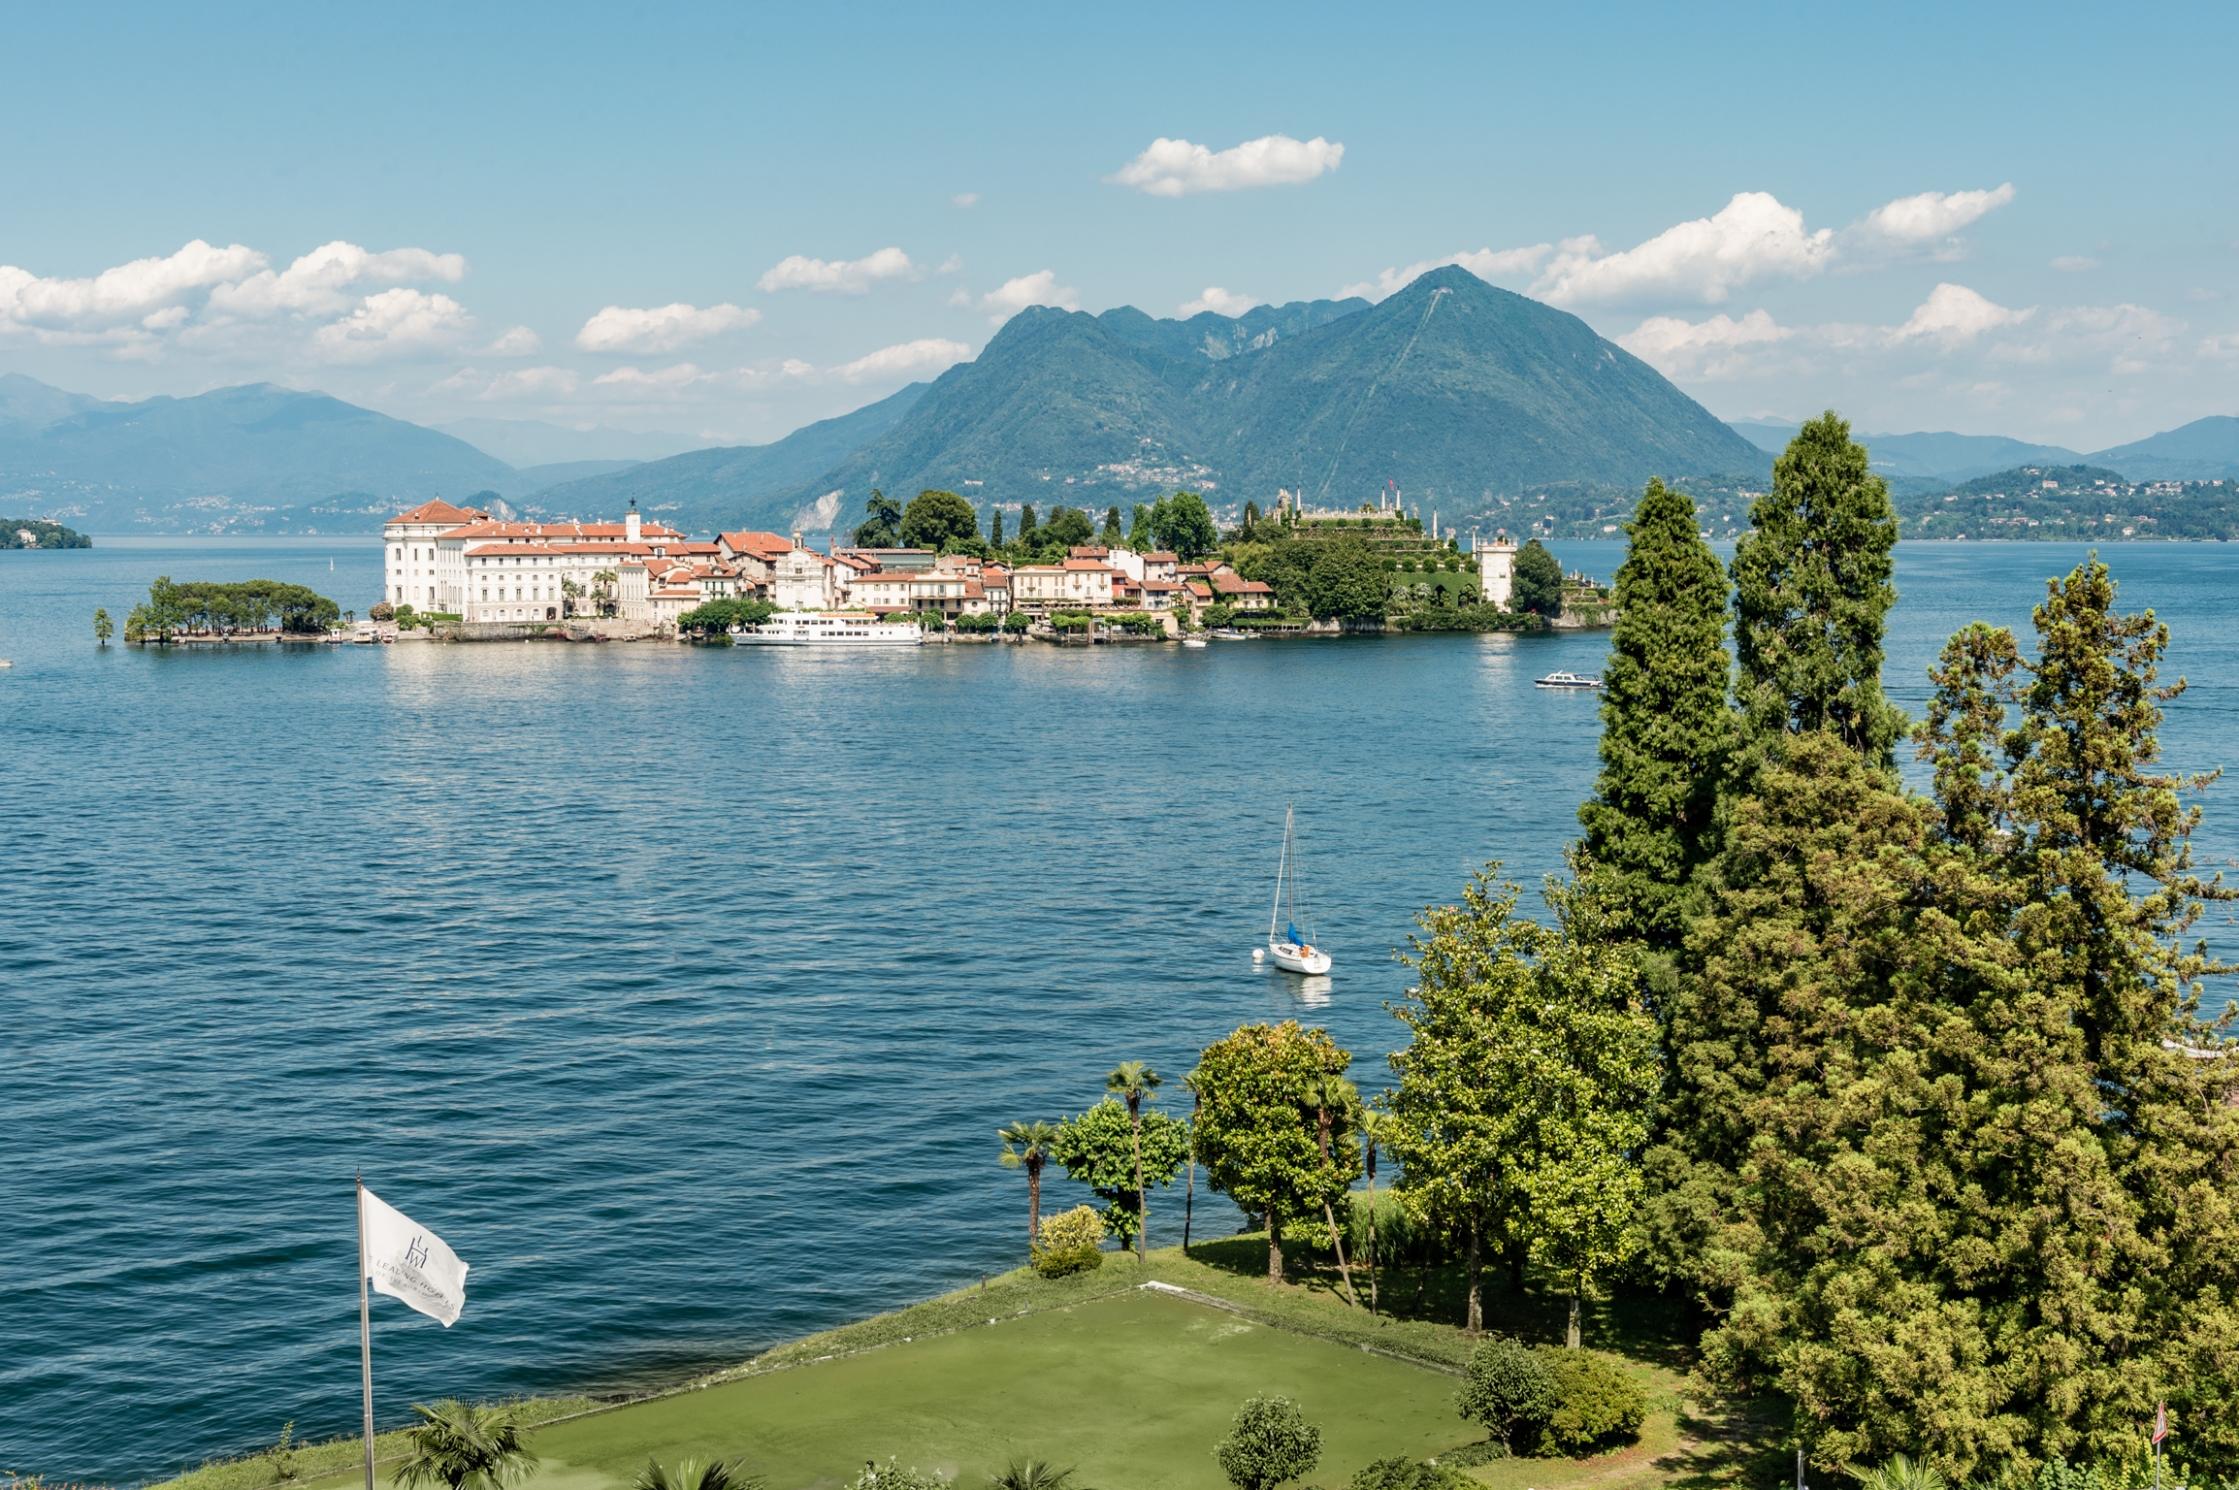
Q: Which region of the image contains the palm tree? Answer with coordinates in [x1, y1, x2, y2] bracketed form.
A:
[636, 1459, 763, 1490]
[1360, 1109, 1393, 1315]
[988, 1461, 1080, 1490]
[998, 1119, 1061, 1246]
[592, 569, 619, 617]
[1181, 1070, 1201, 1256]
[1859, 1457, 1948, 1490]
[394, 1401, 539, 1490]
[1106, 1060, 1162, 1262]
[1302, 1074, 1362, 1308]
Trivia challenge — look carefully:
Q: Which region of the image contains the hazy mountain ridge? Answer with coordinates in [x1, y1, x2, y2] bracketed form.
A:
[1730, 414, 2239, 484]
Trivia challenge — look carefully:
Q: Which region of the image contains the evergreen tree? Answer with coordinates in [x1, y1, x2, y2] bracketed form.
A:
[1731, 412, 1903, 770]
[1576, 479, 1730, 955]
[1128, 502, 1152, 546]
[1101, 505, 1124, 545]
[1510, 539, 1564, 617]
[1017, 504, 1037, 546]
[989, 507, 1004, 547]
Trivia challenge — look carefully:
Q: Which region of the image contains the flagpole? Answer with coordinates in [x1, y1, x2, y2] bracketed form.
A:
[359, 1173, 375, 1490]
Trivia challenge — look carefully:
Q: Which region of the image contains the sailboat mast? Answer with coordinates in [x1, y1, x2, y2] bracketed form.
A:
[1270, 806, 1289, 942]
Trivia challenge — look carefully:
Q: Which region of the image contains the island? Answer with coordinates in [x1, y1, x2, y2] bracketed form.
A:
[3, 516, 92, 549]
[123, 577, 345, 643]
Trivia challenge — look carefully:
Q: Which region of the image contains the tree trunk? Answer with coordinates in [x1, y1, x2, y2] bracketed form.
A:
[1130, 1113, 1147, 1264]
[1321, 1198, 1361, 1308]
[1266, 1205, 1283, 1283]
[1028, 1161, 1042, 1246]
[1365, 1171, 1379, 1316]
[1567, 1288, 1582, 1349]
[1465, 1216, 1483, 1334]
[1183, 1148, 1195, 1256]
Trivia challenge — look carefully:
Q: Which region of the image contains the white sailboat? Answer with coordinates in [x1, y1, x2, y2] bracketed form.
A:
[1264, 803, 1332, 975]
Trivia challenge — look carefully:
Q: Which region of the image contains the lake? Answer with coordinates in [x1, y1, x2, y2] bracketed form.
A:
[4, 536, 2236, 1484]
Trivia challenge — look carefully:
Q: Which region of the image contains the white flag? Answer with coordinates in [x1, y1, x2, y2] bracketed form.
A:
[361, 1186, 469, 1327]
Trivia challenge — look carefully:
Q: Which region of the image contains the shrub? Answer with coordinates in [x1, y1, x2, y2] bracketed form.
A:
[1534, 1346, 1646, 1456]
[369, 602, 395, 621]
[1215, 1396, 1321, 1490]
[1457, 1336, 1555, 1452]
[847, 1459, 946, 1490]
[1002, 611, 1031, 633]
[1031, 1205, 1105, 1278]
[1349, 1457, 1474, 1490]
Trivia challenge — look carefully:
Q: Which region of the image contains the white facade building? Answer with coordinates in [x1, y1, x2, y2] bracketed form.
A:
[1475, 534, 1518, 610]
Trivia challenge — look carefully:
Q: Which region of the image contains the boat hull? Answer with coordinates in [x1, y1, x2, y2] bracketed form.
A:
[730, 634, 920, 647]
[1268, 940, 1331, 975]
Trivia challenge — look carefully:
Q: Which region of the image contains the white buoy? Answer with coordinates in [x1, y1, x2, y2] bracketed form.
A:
[1251, 947, 1264, 963]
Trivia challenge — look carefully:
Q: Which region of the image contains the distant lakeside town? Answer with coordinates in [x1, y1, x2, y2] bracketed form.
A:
[112, 487, 1612, 647]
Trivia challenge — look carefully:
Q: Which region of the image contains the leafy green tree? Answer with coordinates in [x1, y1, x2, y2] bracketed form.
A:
[1348, 1459, 1472, 1490]
[1301, 537, 1388, 622]
[635, 1459, 765, 1490]
[1241, 499, 1261, 540]
[989, 508, 1004, 547]
[1215, 1397, 1321, 1490]
[1127, 503, 1152, 546]
[853, 488, 901, 547]
[997, 1119, 1062, 1246]
[1049, 1098, 1188, 1252]
[1510, 539, 1563, 618]
[1100, 506, 1124, 545]
[93, 607, 113, 645]
[1457, 1336, 1555, 1453]
[1303, 1072, 1364, 1306]
[1192, 1022, 1359, 1283]
[1731, 411, 1902, 771]
[1575, 479, 1730, 956]
[1360, 1108, 1393, 1314]
[1040, 506, 1094, 549]
[899, 490, 979, 552]
[1106, 1060, 1163, 1261]
[1151, 491, 1218, 559]
[1389, 871, 1656, 1338]
[394, 1401, 538, 1490]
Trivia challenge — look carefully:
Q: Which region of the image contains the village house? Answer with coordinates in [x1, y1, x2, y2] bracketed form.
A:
[1012, 557, 1118, 612]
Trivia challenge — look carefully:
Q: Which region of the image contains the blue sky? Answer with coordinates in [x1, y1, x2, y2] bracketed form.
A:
[3, 0, 2234, 453]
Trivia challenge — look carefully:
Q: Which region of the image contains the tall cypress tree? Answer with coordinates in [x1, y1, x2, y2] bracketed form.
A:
[1577, 478, 1731, 955]
[1731, 412, 1902, 770]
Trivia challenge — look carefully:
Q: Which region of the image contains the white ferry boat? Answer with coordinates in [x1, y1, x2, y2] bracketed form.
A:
[730, 611, 923, 647]
[1533, 670, 1603, 690]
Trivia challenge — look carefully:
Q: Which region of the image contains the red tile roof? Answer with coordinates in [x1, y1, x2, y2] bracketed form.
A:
[389, 499, 488, 525]
[718, 530, 792, 558]
[443, 519, 688, 542]
[464, 541, 660, 558]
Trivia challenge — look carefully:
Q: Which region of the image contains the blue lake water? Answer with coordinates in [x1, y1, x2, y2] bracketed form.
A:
[4, 536, 2237, 1483]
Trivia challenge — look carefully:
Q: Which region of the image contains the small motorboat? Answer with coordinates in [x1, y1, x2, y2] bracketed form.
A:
[1534, 670, 1603, 690]
[1181, 635, 1209, 648]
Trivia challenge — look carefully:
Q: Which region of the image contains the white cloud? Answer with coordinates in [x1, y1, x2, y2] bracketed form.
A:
[207, 241, 466, 318]
[1531, 193, 1836, 306]
[1180, 286, 1262, 317]
[591, 362, 711, 392]
[483, 325, 542, 357]
[575, 302, 758, 354]
[434, 365, 581, 401]
[310, 288, 475, 362]
[1857, 183, 2016, 246]
[979, 270, 1080, 322]
[1891, 282, 2035, 344]
[1618, 309, 1791, 379]
[1110, 134, 1344, 197]
[829, 338, 973, 383]
[1339, 245, 1552, 301]
[936, 254, 964, 276]
[2051, 255, 2100, 273]
[951, 192, 980, 209]
[0, 239, 267, 330]
[756, 247, 916, 294]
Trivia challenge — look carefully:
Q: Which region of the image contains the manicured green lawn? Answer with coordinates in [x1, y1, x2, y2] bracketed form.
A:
[419, 1290, 1468, 1490]
[172, 1242, 1778, 1490]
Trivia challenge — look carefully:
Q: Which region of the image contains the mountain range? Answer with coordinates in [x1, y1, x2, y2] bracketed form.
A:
[1728, 416, 2239, 486]
[548, 266, 1770, 533]
[2, 266, 2235, 536]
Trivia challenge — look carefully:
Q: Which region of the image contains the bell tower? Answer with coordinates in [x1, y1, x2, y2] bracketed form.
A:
[1475, 532, 1518, 609]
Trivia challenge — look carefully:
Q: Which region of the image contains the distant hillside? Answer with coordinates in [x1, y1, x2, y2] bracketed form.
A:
[0, 377, 516, 532]
[3, 515, 92, 548]
[1904, 463, 2239, 539]
[535, 381, 930, 530]
[439, 417, 707, 467]
[514, 459, 638, 493]
[1728, 419, 2085, 482]
[675, 267, 1767, 535]
[2088, 415, 2239, 482]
